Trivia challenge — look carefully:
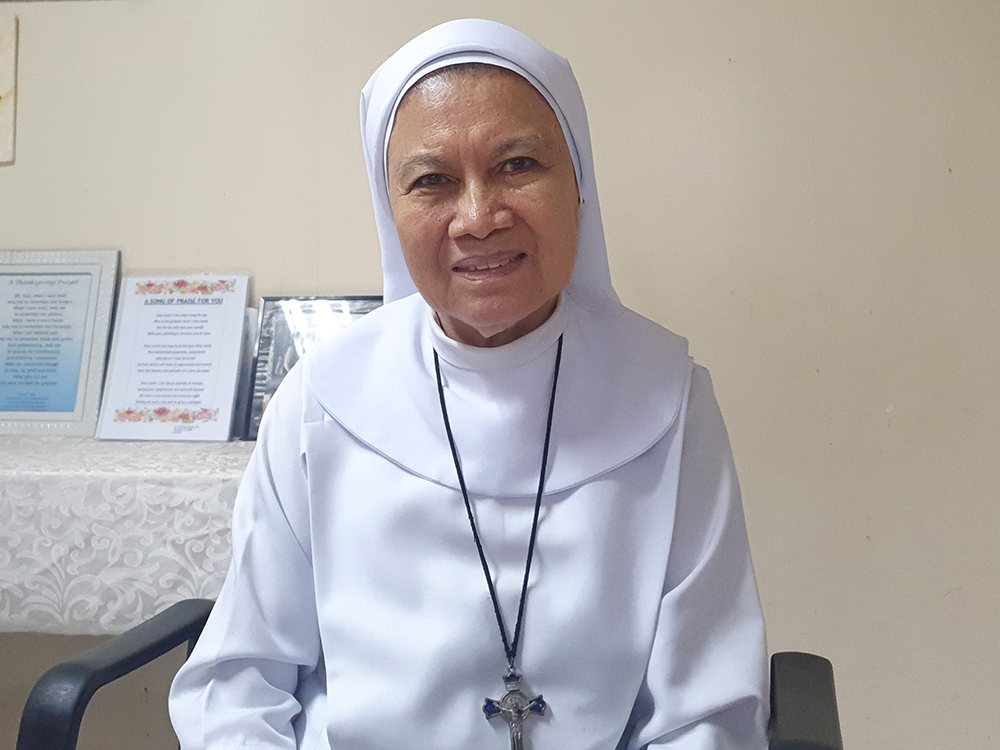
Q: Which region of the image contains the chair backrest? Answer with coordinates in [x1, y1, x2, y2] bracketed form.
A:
[16, 599, 214, 750]
[18, 599, 843, 750]
[769, 651, 843, 750]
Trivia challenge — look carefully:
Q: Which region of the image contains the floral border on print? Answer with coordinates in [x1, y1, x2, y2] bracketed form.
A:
[114, 407, 219, 424]
[135, 279, 237, 296]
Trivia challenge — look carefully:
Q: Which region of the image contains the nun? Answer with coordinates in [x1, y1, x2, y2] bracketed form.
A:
[169, 18, 769, 750]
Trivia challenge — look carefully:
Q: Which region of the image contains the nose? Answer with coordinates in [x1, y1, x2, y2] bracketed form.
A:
[448, 181, 514, 240]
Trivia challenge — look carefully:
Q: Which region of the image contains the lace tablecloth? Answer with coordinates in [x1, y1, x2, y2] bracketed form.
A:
[0, 436, 255, 635]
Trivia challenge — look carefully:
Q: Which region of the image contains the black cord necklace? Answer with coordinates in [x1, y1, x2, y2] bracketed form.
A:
[433, 333, 564, 750]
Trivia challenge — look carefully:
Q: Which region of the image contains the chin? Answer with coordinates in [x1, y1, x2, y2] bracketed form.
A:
[453, 314, 520, 340]
[470, 319, 522, 339]
[464, 302, 538, 333]
[439, 296, 557, 347]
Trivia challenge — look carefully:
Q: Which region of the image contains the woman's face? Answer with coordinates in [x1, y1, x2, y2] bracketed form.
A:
[386, 68, 580, 347]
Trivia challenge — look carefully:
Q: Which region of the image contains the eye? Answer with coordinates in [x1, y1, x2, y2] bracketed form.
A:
[410, 173, 451, 190]
[500, 156, 540, 174]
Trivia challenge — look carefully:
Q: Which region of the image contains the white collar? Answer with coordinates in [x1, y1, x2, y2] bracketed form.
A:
[304, 293, 691, 498]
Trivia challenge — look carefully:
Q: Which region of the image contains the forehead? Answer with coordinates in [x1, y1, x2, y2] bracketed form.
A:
[387, 68, 566, 158]
[401, 63, 525, 107]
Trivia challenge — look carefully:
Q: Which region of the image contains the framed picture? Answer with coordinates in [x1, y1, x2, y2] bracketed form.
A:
[96, 274, 249, 442]
[243, 295, 382, 440]
[0, 249, 120, 435]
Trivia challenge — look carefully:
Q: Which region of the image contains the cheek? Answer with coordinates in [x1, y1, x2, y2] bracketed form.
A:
[549, 217, 579, 284]
[395, 210, 450, 281]
[394, 204, 437, 251]
[530, 195, 579, 267]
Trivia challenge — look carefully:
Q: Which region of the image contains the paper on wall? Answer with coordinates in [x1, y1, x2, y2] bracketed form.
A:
[0, 16, 17, 165]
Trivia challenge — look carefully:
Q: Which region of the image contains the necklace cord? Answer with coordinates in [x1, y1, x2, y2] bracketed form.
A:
[433, 334, 564, 669]
[512, 334, 562, 661]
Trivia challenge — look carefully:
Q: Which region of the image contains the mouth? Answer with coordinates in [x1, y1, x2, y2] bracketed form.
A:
[452, 253, 526, 276]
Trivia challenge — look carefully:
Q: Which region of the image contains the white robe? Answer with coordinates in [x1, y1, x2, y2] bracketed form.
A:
[169, 291, 769, 749]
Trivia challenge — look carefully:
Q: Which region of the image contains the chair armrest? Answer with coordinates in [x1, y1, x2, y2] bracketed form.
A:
[16, 598, 215, 750]
[768, 651, 843, 750]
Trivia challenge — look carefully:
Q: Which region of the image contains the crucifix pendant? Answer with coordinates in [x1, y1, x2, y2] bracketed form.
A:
[483, 670, 546, 750]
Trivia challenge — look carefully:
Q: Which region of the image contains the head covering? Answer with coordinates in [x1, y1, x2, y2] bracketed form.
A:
[360, 18, 619, 312]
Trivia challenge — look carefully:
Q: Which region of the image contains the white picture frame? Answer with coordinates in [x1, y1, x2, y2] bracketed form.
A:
[96, 274, 249, 442]
[0, 249, 120, 436]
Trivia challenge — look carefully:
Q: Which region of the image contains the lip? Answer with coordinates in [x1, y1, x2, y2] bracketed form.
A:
[452, 253, 526, 279]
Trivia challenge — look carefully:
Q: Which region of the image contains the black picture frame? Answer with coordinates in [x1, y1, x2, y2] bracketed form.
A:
[242, 295, 382, 440]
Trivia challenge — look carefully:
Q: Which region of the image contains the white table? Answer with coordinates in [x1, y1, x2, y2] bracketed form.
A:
[0, 436, 254, 635]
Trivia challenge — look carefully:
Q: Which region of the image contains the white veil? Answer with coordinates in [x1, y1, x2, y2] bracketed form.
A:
[360, 18, 620, 312]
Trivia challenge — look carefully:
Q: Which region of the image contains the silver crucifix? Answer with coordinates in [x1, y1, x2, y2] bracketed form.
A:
[483, 670, 546, 750]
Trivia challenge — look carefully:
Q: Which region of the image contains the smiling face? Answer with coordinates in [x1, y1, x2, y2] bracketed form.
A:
[386, 67, 580, 347]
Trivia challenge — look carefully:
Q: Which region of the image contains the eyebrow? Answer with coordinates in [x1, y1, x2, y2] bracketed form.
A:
[493, 134, 550, 158]
[394, 153, 445, 183]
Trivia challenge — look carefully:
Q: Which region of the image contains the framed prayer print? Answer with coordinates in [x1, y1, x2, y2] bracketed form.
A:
[0, 249, 120, 435]
[243, 295, 382, 440]
[96, 274, 250, 442]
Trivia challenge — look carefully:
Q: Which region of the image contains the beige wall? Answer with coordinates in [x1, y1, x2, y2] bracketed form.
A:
[1, 1, 998, 748]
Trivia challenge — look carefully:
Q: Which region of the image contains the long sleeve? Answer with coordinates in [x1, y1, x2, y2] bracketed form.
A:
[625, 365, 769, 750]
[169, 364, 323, 749]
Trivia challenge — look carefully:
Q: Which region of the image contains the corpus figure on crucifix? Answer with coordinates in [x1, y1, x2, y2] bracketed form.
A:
[483, 670, 547, 750]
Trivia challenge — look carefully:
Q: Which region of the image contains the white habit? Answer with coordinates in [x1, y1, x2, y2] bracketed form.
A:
[170, 19, 769, 750]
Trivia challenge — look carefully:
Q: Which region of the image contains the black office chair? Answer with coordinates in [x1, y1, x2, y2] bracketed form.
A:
[16, 599, 843, 750]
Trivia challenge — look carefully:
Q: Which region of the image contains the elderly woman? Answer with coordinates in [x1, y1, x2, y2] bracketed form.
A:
[169, 19, 768, 750]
